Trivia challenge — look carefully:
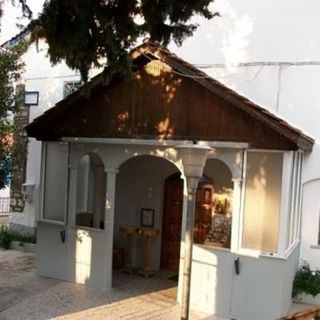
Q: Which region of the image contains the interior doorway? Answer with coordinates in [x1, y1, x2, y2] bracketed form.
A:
[161, 173, 214, 271]
[161, 173, 183, 270]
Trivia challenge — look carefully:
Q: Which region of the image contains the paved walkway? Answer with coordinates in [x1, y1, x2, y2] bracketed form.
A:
[0, 214, 8, 226]
[1, 250, 313, 320]
[0, 250, 226, 320]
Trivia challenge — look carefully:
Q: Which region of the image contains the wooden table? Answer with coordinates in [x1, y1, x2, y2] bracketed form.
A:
[120, 225, 159, 278]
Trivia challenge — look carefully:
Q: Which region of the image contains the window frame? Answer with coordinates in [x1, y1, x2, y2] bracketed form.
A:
[239, 149, 288, 258]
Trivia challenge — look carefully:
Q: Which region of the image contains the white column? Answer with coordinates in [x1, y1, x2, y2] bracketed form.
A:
[93, 165, 105, 228]
[278, 152, 293, 255]
[181, 176, 199, 320]
[66, 163, 78, 283]
[230, 177, 242, 252]
[104, 166, 119, 289]
[67, 164, 78, 226]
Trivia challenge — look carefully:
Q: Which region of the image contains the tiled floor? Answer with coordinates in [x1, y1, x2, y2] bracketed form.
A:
[1, 250, 316, 320]
[0, 250, 227, 320]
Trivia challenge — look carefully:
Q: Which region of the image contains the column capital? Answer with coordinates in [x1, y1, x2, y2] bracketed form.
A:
[186, 176, 200, 192]
[232, 177, 242, 183]
[105, 167, 119, 174]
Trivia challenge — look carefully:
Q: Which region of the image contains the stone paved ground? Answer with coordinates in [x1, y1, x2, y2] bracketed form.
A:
[0, 250, 227, 320]
[0, 214, 8, 226]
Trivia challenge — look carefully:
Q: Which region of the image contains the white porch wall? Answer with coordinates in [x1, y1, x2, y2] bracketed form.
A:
[190, 244, 299, 320]
[36, 140, 298, 318]
[36, 221, 68, 281]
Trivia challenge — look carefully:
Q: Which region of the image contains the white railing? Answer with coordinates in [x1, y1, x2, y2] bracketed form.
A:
[0, 197, 10, 213]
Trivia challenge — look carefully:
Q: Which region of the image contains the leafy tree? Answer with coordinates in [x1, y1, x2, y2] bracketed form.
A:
[0, 42, 26, 189]
[33, 0, 218, 81]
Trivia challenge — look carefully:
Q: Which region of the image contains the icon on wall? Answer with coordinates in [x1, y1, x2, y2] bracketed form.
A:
[140, 208, 155, 227]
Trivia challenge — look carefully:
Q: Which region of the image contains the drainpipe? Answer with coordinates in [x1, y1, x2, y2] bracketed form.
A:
[177, 145, 212, 320]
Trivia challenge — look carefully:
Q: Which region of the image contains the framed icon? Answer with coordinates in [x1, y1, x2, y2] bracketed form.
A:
[140, 208, 155, 227]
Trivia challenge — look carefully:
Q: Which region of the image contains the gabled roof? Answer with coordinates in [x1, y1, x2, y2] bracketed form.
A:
[26, 42, 314, 151]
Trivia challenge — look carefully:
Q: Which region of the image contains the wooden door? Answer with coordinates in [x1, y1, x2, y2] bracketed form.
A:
[161, 174, 213, 270]
[194, 181, 213, 244]
[161, 173, 183, 270]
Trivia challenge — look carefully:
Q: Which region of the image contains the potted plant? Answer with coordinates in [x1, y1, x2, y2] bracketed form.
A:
[293, 263, 320, 304]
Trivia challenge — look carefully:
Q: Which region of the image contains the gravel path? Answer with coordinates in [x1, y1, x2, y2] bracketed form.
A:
[0, 250, 227, 320]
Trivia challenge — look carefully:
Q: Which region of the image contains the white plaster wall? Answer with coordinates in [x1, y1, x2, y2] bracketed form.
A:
[36, 221, 68, 281]
[189, 244, 299, 320]
[67, 227, 109, 289]
[36, 222, 110, 289]
[170, 0, 320, 64]
[300, 179, 320, 270]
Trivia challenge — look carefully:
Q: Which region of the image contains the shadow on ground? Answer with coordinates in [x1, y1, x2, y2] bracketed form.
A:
[0, 250, 202, 320]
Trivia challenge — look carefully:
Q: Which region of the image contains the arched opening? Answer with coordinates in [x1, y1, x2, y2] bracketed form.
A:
[161, 172, 184, 270]
[202, 158, 233, 248]
[113, 155, 180, 275]
[75, 153, 106, 229]
[161, 173, 214, 270]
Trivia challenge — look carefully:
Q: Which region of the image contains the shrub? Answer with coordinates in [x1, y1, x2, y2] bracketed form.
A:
[293, 263, 320, 298]
[0, 226, 13, 249]
[0, 225, 36, 249]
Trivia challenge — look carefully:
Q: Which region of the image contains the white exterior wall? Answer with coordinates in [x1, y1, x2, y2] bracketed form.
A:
[9, 40, 100, 232]
[169, 0, 320, 270]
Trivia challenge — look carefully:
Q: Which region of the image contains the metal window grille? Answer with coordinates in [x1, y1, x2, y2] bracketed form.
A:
[0, 197, 10, 213]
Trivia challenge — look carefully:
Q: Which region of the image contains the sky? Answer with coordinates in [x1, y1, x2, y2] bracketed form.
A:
[0, 0, 44, 44]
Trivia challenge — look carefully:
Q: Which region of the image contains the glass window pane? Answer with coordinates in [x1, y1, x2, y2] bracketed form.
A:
[43, 143, 68, 222]
[242, 152, 283, 253]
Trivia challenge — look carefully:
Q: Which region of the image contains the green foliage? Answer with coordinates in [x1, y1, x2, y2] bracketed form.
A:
[292, 264, 320, 298]
[0, 226, 13, 249]
[0, 225, 36, 250]
[0, 42, 26, 189]
[33, 0, 219, 81]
